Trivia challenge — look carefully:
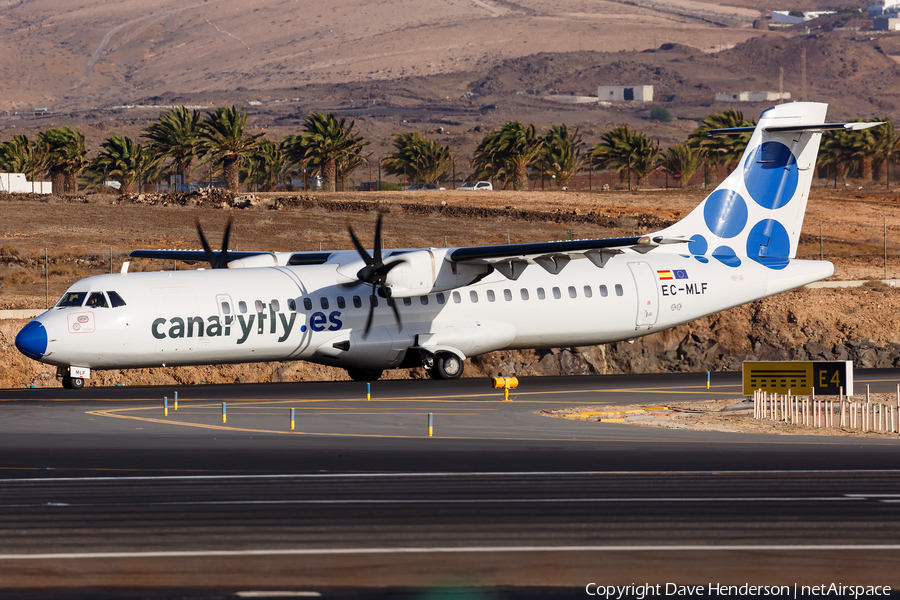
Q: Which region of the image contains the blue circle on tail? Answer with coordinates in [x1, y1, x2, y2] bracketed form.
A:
[743, 142, 798, 209]
[688, 234, 708, 255]
[712, 245, 741, 268]
[702, 189, 748, 239]
[746, 219, 791, 270]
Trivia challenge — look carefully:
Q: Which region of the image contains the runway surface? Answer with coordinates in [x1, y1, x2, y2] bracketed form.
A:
[1, 370, 900, 598]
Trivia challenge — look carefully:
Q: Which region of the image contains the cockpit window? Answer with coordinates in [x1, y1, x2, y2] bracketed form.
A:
[86, 292, 109, 308]
[107, 291, 126, 307]
[57, 292, 87, 307]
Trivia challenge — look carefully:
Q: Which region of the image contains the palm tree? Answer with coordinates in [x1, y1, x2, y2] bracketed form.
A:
[383, 132, 453, 184]
[687, 109, 755, 183]
[248, 137, 291, 191]
[542, 125, 583, 188]
[0, 135, 47, 192]
[143, 106, 204, 192]
[868, 118, 899, 188]
[289, 112, 369, 192]
[664, 143, 702, 189]
[591, 126, 660, 189]
[40, 126, 88, 194]
[199, 106, 263, 192]
[87, 136, 157, 194]
[472, 121, 543, 190]
[820, 129, 855, 188]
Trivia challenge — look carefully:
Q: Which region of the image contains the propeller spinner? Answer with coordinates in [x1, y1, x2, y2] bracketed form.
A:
[347, 213, 405, 337]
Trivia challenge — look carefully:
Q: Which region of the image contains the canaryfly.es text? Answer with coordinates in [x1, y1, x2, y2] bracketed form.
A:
[584, 583, 892, 599]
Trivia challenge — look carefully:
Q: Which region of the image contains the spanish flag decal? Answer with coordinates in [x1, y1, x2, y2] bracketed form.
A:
[657, 270, 674, 280]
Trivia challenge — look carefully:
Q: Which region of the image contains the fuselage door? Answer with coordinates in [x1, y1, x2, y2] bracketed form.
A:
[628, 261, 659, 330]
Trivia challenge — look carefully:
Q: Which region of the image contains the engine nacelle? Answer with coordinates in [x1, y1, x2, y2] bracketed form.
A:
[383, 249, 491, 298]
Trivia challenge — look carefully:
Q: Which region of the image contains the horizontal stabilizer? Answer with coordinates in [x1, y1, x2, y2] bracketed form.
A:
[709, 122, 883, 135]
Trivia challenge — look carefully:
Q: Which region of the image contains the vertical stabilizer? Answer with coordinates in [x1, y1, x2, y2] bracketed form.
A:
[654, 102, 828, 270]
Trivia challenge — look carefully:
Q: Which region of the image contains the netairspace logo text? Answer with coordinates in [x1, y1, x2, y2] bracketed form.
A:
[584, 583, 893, 599]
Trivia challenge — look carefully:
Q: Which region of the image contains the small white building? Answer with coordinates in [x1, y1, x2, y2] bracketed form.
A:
[0, 173, 52, 194]
[771, 10, 833, 24]
[597, 85, 653, 102]
[715, 91, 792, 102]
[874, 16, 900, 29]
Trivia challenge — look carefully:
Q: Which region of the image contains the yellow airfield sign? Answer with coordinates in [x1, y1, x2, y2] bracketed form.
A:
[742, 361, 854, 396]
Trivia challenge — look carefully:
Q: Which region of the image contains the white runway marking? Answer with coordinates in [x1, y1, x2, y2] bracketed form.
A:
[2, 469, 900, 484]
[3, 545, 900, 560]
[1, 496, 867, 508]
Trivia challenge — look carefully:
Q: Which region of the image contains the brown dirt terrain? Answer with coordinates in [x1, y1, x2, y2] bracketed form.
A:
[3, 186, 900, 391]
[541, 396, 900, 437]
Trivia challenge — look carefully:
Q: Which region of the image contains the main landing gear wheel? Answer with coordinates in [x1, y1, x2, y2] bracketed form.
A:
[346, 368, 384, 382]
[429, 352, 463, 380]
[61, 375, 85, 390]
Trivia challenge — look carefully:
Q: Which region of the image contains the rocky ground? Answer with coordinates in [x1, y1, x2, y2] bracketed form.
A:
[541, 396, 900, 438]
[3, 186, 900, 390]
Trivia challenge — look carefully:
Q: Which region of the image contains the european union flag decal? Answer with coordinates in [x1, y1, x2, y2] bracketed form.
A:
[674, 269, 688, 279]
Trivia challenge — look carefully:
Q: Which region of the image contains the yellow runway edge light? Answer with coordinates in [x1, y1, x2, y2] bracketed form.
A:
[492, 377, 519, 402]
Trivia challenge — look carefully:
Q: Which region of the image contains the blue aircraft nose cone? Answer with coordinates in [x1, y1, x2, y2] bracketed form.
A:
[15, 321, 48, 360]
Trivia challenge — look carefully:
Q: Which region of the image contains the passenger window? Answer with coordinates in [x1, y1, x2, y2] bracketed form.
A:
[271, 299, 280, 312]
[337, 296, 346, 309]
[238, 301, 248, 314]
[320, 297, 329, 310]
[452, 291, 461, 304]
[436, 293, 445, 304]
[57, 291, 87, 307]
[615, 284, 624, 296]
[370, 295, 378, 307]
[86, 292, 108, 308]
[288, 298, 297, 311]
[599, 285, 608, 297]
[421, 295, 429, 305]
[520, 289, 529, 301]
[221, 301, 231, 315]
[353, 296, 362, 308]
[255, 300, 264, 312]
[552, 287, 561, 299]
[504, 289, 512, 301]
[470, 291, 478, 303]
[583, 286, 592, 298]
[537, 288, 546, 300]
[107, 291, 126, 307]
[568, 286, 577, 298]
[487, 290, 495, 302]
[403, 297, 411, 306]
[303, 297, 313, 310]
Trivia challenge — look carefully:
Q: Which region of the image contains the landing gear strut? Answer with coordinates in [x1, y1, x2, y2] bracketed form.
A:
[61, 374, 85, 390]
[428, 352, 463, 380]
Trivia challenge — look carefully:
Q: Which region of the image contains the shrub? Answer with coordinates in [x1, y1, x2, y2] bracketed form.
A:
[651, 106, 673, 123]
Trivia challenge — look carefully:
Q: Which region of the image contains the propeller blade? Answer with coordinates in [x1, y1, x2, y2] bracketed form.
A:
[196, 219, 234, 269]
[219, 218, 233, 268]
[373, 212, 383, 265]
[387, 293, 403, 332]
[195, 221, 218, 268]
[348, 222, 373, 265]
[362, 290, 376, 339]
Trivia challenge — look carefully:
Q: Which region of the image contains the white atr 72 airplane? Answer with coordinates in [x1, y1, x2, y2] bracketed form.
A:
[15, 102, 880, 389]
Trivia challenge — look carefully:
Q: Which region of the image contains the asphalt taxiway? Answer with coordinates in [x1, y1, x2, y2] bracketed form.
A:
[1, 371, 900, 595]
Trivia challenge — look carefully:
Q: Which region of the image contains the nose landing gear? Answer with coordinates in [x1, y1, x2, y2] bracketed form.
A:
[61, 374, 85, 389]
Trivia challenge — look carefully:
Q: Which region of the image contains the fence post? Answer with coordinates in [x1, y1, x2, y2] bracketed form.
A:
[840, 386, 845, 428]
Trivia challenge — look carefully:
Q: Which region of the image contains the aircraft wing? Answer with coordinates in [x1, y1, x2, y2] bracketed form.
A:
[128, 250, 333, 267]
[447, 234, 689, 279]
[129, 250, 267, 264]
